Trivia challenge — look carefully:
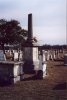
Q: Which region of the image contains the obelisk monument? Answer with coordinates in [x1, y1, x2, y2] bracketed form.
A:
[28, 13, 33, 43]
[23, 13, 39, 73]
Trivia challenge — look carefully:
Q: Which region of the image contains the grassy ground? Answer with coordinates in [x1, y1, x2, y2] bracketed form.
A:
[0, 58, 67, 100]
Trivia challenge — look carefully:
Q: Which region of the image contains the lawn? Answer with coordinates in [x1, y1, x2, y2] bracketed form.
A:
[0, 58, 67, 100]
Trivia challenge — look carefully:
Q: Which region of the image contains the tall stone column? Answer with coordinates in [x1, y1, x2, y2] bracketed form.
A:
[28, 13, 33, 43]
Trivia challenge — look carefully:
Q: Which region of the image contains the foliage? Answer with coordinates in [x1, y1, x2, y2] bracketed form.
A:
[0, 19, 28, 45]
[0, 19, 28, 53]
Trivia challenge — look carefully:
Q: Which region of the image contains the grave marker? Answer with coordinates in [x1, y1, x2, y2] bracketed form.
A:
[0, 50, 5, 61]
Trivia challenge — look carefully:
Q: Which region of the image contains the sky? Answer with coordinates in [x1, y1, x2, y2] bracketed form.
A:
[0, 0, 66, 45]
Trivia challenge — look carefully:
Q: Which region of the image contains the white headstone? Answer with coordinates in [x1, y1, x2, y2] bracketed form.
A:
[44, 51, 48, 61]
[39, 55, 42, 70]
[53, 53, 56, 59]
[19, 51, 23, 61]
[39, 55, 46, 71]
[42, 50, 46, 62]
[33, 47, 38, 61]
[38, 55, 47, 78]
[46, 50, 50, 61]
[14, 52, 18, 61]
[42, 63, 46, 77]
[55, 50, 59, 59]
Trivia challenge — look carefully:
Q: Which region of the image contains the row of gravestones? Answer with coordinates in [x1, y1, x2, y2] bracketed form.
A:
[0, 49, 65, 61]
[0, 49, 67, 82]
[0, 50, 23, 61]
[42, 50, 65, 61]
[37, 49, 67, 78]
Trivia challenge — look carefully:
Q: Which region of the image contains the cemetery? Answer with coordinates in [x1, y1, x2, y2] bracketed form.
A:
[0, 13, 67, 100]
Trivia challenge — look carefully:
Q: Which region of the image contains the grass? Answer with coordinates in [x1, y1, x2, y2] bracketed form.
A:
[0, 57, 67, 100]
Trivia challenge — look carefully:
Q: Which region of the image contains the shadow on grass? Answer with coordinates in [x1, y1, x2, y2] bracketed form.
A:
[55, 64, 64, 67]
[23, 71, 44, 81]
[0, 81, 11, 87]
[54, 59, 64, 62]
[23, 75, 36, 81]
[53, 82, 67, 90]
[23, 75, 43, 81]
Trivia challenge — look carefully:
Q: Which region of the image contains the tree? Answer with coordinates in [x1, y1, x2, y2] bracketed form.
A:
[0, 19, 28, 53]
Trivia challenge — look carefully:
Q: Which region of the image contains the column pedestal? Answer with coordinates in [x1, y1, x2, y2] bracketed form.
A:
[23, 46, 39, 73]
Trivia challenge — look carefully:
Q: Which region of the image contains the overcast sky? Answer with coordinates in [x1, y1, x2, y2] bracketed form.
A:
[0, 0, 66, 45]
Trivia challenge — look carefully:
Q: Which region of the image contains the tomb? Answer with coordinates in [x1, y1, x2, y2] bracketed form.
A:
[0, 49, 23, 84]
[0, 61, 23, 84]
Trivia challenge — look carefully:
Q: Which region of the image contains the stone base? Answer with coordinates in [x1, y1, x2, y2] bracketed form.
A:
[0, 75, 24, 85]
[12, 76, 21, 84]
[0, 61, 23, 85]
[36, 62, 47, 79]
[23, 60, 39, 73]
[43, 71, 47, 78]
[36, 70, 46, 79]
[23, 47, 39, 73]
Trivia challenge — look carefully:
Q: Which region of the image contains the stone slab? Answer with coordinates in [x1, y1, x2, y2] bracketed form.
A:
[0, 50, 5, 61]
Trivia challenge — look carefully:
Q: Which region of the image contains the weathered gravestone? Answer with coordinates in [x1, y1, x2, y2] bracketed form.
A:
[46, 50, 50, 61]
[53, 50, 56, 60]
[18, 50, 23, 61]
[0, 50, 5, 61]
[37, 51, 47, 79]
[42, 50, 46, 62]
[14, 51, 18, 61]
